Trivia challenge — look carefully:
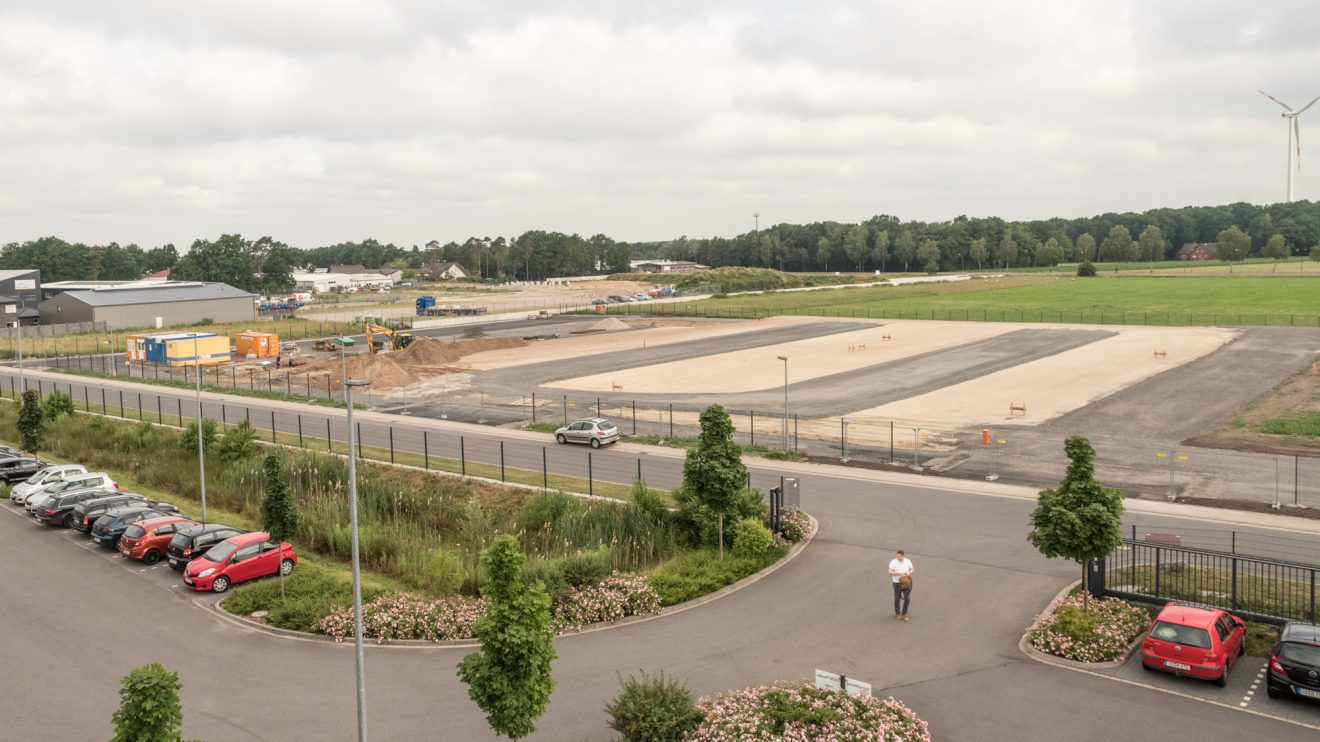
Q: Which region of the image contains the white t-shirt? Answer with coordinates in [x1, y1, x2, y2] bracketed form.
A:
[889, 557, 913, 584]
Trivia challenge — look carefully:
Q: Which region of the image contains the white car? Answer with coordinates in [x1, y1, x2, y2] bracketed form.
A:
[10, 464, 88, 505]
[24, 473, 117, 514]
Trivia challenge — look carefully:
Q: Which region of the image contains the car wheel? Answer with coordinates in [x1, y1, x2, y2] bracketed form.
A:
[62, 513, 76, 528]
[556, 434, 567, 444]
[211, 576, 230, 593]
[590, 437, 601, 448]
[142, 550, 160, 565]
[280, 559, 295, 576]
[1213, 670, 1227, 688]
[1140, 661, 1153, 672]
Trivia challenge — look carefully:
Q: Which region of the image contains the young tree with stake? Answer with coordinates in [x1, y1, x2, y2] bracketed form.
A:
[681, 404, 747, 560]
[259, 455, 299, 598]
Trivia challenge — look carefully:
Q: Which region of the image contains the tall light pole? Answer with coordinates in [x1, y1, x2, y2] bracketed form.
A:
[194, 335, 207, 523]
[16, 298, 25, 393]
[344, 378, 371, 742]
[777, 356, 789, 453]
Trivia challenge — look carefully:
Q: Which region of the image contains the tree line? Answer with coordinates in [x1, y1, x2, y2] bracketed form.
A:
[7, 200, 1320, 288]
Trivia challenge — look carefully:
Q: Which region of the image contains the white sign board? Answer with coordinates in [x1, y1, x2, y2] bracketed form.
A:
[14, 279, 35, 290]
[813, 669, 872, 697]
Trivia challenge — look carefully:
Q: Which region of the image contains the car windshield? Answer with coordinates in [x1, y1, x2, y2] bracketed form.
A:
[1150, 621, 1212, 648]
[203, 542, 239, 563]
[25, 470, 50, 484]
[123, 525, 146, 539]
[597, 421, 616, 430]
[1279, 641, 1320, 666]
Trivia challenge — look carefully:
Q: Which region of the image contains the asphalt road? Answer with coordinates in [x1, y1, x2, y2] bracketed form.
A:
[3, 369, 1320, 740]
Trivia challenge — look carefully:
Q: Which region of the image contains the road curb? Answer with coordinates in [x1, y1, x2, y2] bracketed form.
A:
[209, 512, 819, 650]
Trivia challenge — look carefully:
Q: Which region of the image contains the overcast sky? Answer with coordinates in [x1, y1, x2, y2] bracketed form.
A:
[2, 1, 1319, 249]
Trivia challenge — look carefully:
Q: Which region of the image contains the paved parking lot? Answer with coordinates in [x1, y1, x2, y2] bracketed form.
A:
[1099, 647, 1320, 729]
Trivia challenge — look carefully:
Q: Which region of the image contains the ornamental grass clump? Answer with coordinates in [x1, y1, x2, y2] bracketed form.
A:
[1026, 593, 1151, 662]
[688, 683, 931, 741]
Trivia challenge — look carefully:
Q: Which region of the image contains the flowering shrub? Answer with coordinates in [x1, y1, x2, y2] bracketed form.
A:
[553, 571, 661, 633]
[318, 571, 661, 642]
[1026, 594, 1150, 662]
[772, 510, 811, 544]
[688, 683, 931, 741]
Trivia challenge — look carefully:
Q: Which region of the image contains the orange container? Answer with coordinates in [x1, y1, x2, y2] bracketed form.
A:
[235, 332, 280, 358]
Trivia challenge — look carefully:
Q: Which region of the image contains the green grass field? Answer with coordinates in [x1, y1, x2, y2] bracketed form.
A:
[627, 275, 1320, 326]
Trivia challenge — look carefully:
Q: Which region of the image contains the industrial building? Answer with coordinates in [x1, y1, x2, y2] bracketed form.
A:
[0, 269, 42, 326]
[38, 281, 257, 330]
[292, 271, 396, 293]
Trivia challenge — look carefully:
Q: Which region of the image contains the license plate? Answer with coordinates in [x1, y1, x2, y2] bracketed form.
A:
[169, 558, 182, 568]
[92, 535, 103, 543]
[1164, 660, 1192, 671]
[1299, 687, 1320, 699]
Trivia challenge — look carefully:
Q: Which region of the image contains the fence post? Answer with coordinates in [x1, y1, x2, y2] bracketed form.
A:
[542, 447, 548, 489]
[794, 414, 798, 451]
[531, 392, 536, 424]
[588, 451, 593, 497]
[500, 442, 505, 481]
[750, 410, 754, 447]
[271, 411, 277, 443]
[637, 458, 642, 483]
[326, 418, 332, 451]
[596, 397, 601, 417]
[1231, 558, 1238, 611]
[632, 401, 636, 434]
[298, 415, 303, 447]
[138, 393, 142, 421]
[423, 431, 429, 469]
[84, 386, 89, 412]
[389, 426, 395, 464]
[669, 403, 674, 438]
[562, 395, 567, 425]
[356, 422, 362, 459]
[460, 436, 466, 476]
[119, 390, 124, 417]
[840, 418, 847, 461]
[157, 395, 162, 423]
[1155, 547, 1161, 598]
[178, 398, 182, 423]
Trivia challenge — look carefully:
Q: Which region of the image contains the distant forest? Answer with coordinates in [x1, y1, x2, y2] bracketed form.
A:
[4, 200, 1319, 287]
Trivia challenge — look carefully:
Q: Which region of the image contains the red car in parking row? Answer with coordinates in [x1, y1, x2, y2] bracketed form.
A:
[1141, 602, 1246, 686]
[183, 531, 297, 593]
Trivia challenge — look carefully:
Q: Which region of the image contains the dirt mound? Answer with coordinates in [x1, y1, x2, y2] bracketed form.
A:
[591, 317, 629, 331]
[338, 353, 417, 389]
[394, 336, 528, 366]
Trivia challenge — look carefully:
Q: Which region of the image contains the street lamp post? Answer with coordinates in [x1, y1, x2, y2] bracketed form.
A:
[16, 299, 25, 393]
[344, 378, 371, 742]
[195, 336, 207, 524]
[776, 356, 788, 453]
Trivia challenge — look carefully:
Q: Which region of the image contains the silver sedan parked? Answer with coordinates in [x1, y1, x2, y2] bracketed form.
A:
[554, 418, 620, 448]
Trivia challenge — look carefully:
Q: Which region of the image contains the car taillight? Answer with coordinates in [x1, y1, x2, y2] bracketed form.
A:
[596, 431, 604, 436]
[43, 508, 57, 516]
[83, 517, 89, 525]
[113, 482, 119, 489]
[1270, 655, 1286, 674]
[182, 548, 192, 556]
[1204, 651, 1218, 662]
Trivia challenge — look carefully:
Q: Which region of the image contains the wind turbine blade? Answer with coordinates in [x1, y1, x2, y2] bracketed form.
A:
[1259, 89, 1295, 111]
[1297, 93, 1320, 114]
[1296, 118, 1302, 170]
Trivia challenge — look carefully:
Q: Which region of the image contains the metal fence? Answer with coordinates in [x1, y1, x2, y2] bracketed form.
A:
[1100, 540, 1319, 625]
[1125, 524, 1320, 567]
[0, 321, 106, 339]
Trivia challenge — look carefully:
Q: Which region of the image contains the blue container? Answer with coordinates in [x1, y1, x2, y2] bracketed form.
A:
[143, 332, 215, 364]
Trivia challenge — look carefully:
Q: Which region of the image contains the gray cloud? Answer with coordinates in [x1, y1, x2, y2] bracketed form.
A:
[1, 1, 1318, 248]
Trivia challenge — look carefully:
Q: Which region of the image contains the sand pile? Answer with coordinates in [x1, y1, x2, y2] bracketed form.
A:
[591, 317, 629, 331]
[394, 336, 528, 366]
[335, 353, 418, 389]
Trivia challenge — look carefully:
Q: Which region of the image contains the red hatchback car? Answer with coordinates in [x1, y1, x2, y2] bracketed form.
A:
[1141, 602, 1246, 686]
[182, 531, 296, 593]
[118, 515, 199, 565]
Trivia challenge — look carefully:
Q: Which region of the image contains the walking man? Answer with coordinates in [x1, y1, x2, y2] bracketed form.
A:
[888, 549, 914, 621]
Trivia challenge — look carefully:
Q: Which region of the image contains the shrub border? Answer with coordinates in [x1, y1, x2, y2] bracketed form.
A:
[1017, 580, 1145, 670]
[207, 513, 818, 649]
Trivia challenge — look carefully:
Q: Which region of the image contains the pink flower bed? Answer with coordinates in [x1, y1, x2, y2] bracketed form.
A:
[688, 683, 931, 741]
[319, 571, 661, 643]
[774, 510, 812, 544]
[1026, 593, 1150, 663]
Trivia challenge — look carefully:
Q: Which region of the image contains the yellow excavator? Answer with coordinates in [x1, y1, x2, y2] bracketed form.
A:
[365, 323, 415, 353]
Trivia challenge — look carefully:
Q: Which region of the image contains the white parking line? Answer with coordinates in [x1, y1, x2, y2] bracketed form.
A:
[1242, 666, 1267, 707]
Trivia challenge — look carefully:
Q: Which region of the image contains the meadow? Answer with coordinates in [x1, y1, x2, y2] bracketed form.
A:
[626, 274, 1320, 326]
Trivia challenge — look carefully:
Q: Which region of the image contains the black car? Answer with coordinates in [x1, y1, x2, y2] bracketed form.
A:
[90, 507, 169, 548]
[71, 494, 148, 533]
[1268, 620, 1320, 703]
[166, 523, 245, 571]
[0, 445, 24, 457]
[34, 489, 123, 528]
[0, 456, 44, 483]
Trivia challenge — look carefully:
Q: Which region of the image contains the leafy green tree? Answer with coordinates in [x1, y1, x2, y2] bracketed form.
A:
[259, 455, 300, 597]
[144, 244, 179, 273]
[18, 389, 44, 452]
[1075, 233, 1097, 263]
[110, 663, 189, 742]
[1077, 261, 1097, 277]
[457, 535, 556, 740]
[870, 230, 890, 272]
[681, 404, 748, 560]
[1099, 225, 1134, 263]
[179, 418, 217, 452]
[843, 224, 870, 271]
[215, 419, 257, 462]
[172, 234, 260, 291]
[1036, 237, 1065, 267]
[1137, 224, 1165, 267]
[814, 236, 833, 272]
[1311, 243, 1320, 262]
[916, 239, 941, 274]
[1027, 437, 1124, 607]
[1262, 233, 1290, 272]
[891, 231, 917, 272]
[968, 237, 989, 269]
[1214, 225, 1252, 270]
[605, 670, 703, 742]
[994, 231, 1018, 269]
[41, 391, 74, 420]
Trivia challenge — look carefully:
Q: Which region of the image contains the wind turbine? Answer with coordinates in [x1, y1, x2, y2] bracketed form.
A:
[1258, 89, 1320, 202]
